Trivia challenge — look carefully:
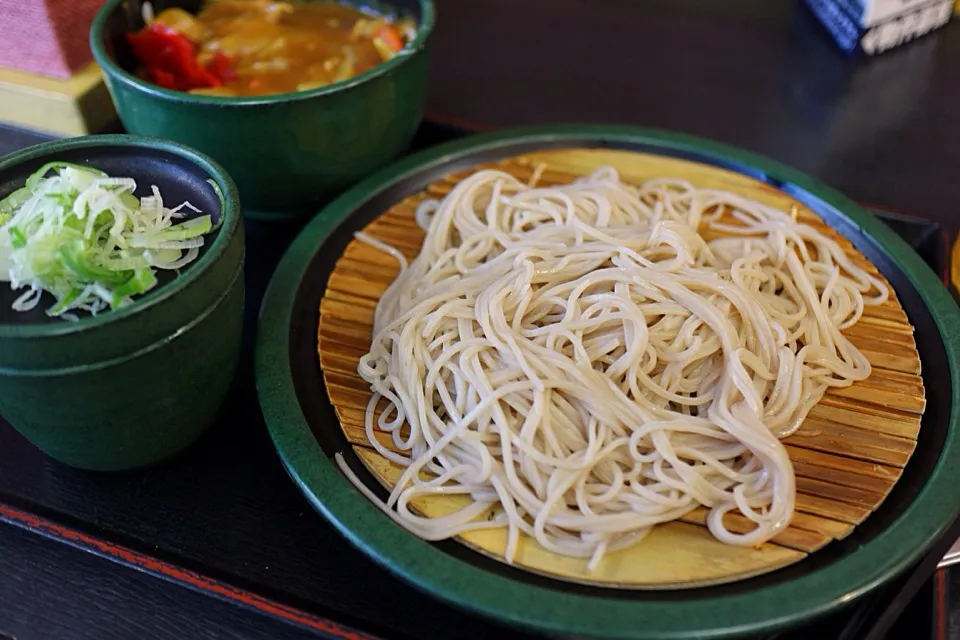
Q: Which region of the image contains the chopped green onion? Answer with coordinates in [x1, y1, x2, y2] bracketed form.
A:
[57, 241, 134, 287]
[206, 179, 225, 231]
[25, 162, 106, 191]
[0, 187, 30, 218]
[0, 164, 219, 319]
[48, 288, 82, 316]
[8, 227, 26, 249]
[110, 268, 158, 309]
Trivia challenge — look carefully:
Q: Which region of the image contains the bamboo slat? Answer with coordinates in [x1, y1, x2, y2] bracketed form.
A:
[317, 149, 925, 589]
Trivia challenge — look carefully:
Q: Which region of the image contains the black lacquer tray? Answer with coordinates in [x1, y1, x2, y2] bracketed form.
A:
[0, 121, 955, 640]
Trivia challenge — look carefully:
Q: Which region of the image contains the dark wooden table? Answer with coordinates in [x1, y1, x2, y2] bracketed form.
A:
[1, 2, 959, 639]
[425, 0, 960, 236]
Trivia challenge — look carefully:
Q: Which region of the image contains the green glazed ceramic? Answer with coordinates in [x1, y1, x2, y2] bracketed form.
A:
[90, 0, 434, 220]
[256, 125, 960, 639]
[0, 135, 245, 471]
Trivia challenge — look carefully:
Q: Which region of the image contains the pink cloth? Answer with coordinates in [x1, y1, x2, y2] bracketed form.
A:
[0, 0, 106, 78]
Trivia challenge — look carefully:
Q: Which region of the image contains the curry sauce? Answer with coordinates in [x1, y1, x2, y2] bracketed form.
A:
[130, 0, 415, 97]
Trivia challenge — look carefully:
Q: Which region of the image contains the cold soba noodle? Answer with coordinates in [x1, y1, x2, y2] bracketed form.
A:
[337, 166, 888, 570]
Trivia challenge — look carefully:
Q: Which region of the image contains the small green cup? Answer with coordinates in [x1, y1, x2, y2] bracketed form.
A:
[0, 135, 245, 471]
[90, 0, 435, 220]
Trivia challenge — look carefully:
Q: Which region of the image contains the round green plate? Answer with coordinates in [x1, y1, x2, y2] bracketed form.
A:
[255, 125, 960, 639]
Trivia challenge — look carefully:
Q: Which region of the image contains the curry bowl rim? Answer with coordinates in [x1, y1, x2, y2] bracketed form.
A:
[89, 0, 437, 107]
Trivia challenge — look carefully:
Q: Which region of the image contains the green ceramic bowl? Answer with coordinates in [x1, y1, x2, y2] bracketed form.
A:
[90, 0, 435, 220]
[0, 135, 245, 472]
[257, 125, 960, 638]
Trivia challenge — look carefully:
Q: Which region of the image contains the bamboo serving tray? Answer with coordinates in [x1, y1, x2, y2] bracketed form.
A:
[317, 148, 925, 589]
